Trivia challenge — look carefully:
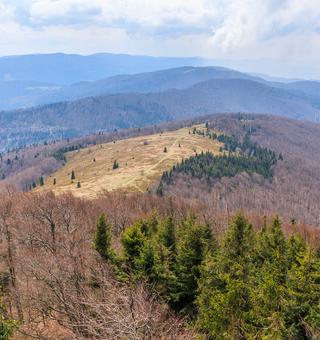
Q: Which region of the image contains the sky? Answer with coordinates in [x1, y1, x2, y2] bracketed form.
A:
[0, 0, 320, 78]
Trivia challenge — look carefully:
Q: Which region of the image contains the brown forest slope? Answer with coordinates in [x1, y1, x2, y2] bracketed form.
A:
[161, 113, 320, 228]
[1, 112, 320, 228]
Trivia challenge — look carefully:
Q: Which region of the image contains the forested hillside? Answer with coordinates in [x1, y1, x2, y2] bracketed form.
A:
[1, 113, 320, 229]
[0, 190, 319, 339]
[160, 114, 320, 228]
[1, 69, 320, 150]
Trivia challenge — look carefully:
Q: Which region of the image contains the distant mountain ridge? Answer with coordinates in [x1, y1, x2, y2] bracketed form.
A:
[1, 63, 320, 111]
[0, 52, 203, 83]
[0, 65, 260, 110]
[1, 72, 320, 150]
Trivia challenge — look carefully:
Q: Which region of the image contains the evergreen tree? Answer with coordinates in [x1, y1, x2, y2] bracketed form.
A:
[121, 221, 148, 273]
[93, 214, 112, 260]
[287, 234, 307, 268]
[152, 216, 177, 293]
[77, 181, 81, 188]
[197, 215, 254, 338]
[113, 160, 119, 169]
[250, 217, 288, 338]
[71, 170, 75, 180]
[39, 176, 44, 186]
[285, 248, 320, 338]
[163, 147, 168, 153]
[170, 217, 213, 312]
[158, 215, 176, 252]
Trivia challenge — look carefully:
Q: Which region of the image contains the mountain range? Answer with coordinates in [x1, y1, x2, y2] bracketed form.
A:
[1, 57, 320, 150]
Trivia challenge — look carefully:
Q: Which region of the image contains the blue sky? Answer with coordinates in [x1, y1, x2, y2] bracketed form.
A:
[0, 0, 320, 78]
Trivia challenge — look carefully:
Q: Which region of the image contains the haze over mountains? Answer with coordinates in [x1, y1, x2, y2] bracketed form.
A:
[1, 53, 320, 151]
[0, 53, 319, 111]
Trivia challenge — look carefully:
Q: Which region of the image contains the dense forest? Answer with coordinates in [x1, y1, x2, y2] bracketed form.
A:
[158, 126, 279, 195]
[0, 190, 319, 339]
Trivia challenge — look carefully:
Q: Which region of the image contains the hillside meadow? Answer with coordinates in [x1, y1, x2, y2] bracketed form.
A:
[38, 125, 222, 197]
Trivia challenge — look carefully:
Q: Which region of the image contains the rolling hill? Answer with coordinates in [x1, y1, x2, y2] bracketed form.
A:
[0, 65, 267, 110]
[1, 73, 320, 150]
[1, 111, 320, 229]
[1, 64, 320, 112]
[37, 125, 222, 198]
[0, 53, 203, 84]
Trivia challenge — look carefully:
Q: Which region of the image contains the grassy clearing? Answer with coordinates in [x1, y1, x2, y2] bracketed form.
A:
[39, 125, 222, 198]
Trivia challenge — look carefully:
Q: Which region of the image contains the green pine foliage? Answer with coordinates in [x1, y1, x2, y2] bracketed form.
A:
[169, 217, 214, 312]
[92, 211, 320, 339]
[197, 215, 254, 338]
[39, 176, 44, 186]
[93, 214, 113, 260]
[71, 170, 75, 180]
[158, 129, 279, 194]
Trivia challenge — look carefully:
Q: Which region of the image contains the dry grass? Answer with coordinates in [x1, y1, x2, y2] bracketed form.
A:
[39, 125, 222, 198]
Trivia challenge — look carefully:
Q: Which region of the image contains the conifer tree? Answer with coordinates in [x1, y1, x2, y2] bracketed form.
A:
[152, 216, 177, 292]
[158, 215, 176, 252]
[287, 234, 307, 268]
[197, 215, 254, 338]
[285, 248, 320, 338]
[250, 217, 288, 337]
[71, 170, 75, 180]
[170, 216, 213, 311]
[93, 214, 112, 261]
[39, 176, 44, 186]
[121, 221, 148, 272]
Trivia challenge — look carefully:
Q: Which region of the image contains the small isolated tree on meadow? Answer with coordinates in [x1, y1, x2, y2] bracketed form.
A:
[77, 181, 81, 188]
[113, 160, 119, 169]
[53, 178, 56, 185]
[71, 170, 75, 180]
[39, 176, 44, 186]
[163, 147, 168, 153]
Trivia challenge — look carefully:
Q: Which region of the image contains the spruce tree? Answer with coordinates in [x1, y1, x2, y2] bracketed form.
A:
[197, 215, 254, 338]
[121, 221, 148, 272]
[285, 248, 320, 338]
[158, 215, 176, 252]
[71, 170, 75, 180]
[250, 217, 288, 338]
[170, 216, 213, 311]
[39, 176, 44, 186]
[93, 214, 112, 260]
[152, 216, 177, 293]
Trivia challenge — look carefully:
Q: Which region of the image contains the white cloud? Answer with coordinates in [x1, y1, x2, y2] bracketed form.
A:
[0, 0, 319, 77]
